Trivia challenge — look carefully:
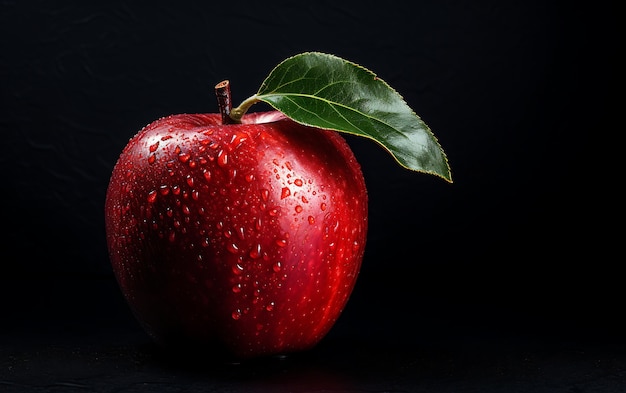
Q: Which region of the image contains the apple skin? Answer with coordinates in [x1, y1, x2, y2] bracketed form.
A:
[104, 110, 368, 359]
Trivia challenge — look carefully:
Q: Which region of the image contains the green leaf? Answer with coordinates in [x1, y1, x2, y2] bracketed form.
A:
[254, 52, 452, 182]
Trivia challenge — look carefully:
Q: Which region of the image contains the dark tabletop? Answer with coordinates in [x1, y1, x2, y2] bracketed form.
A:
[2, 276, 625, 393]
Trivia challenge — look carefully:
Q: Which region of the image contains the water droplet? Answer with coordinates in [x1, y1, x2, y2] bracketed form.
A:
[191, 190, 199, 200]
[301, 196, 308, 203]
[268, 208, 279, 217]
[217, 149, 228, 167]
[295, 205, 303, 214]
[275, 238, 287, 247]
[232, 310, 242, 320]
[245, 173, 255, 182]
[273, 261, 282, 272]
[285, 161, 293, 171]
[178, 152, 191, 163]
[320, 202, 327, 211]
[281, 187, 291, 199]
[232, 263, 244, 275]
[186, 175, 194, 187]
[266, 302, 275, 311]
[149, 142, 159, 152]
[147, 190, 157, 203]
[230, 133, 247, 148]
[182, 205, 190, 215]
[261, 189, 269, 202]
[308, 216, 315, 225]
[294, 178, 303, 187]
[249, 243, 262, 259]
[202, 237, 210, 247]
[168, 231, 176, 242]
[227, 242, 240, 254]
[203, 169, 212, 182]
[232, 284, 242, 293]
[159, 185, 169, 195]
[172, 185, 181, 195]
[161, 135, 172, 141]
[148, 154, 156, 164]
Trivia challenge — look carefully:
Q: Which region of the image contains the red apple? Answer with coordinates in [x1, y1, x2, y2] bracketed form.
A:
[104, 109, 368, 359]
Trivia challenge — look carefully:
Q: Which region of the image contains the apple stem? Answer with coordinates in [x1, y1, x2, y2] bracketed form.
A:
[215, 80, 236, 125]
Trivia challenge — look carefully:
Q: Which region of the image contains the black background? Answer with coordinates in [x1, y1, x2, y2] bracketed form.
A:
[1, 1, 623, 391]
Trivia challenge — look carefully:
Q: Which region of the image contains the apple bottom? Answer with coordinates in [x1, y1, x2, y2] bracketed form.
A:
[116, 231, 362, 360]
[122, 261, 358, 360]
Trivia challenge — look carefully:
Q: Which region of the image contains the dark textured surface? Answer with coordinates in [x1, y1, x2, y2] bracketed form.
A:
[1, 1, 622, 391]
[2, 277, 626, 392]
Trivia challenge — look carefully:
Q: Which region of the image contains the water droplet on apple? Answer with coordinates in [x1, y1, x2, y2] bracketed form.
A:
[295, 205, 303, 214]
[308, 216, 315, 225]
[260, 189, 269, 202]
[232, 263, 244, 275]
[149, 141, 159, 152]
[227, 242, 240, 254]
[186, 175, 194, 187]
[217, 149, 228, 167]
[148, 154, 156, 164]
[203, 169, 212, 182]
[232, 310, 242, 320]
[182, 205, 190, 215]
[159, 185, 169, 195]
[232, 284, 242, 293]
[273, 261, 282, 272]
[250, 243, 262, 259]
[320, 202, 327, 211]
[265, 302, 275, 311]
[168, 231, 176, 242]
[178, 152, 191, 163]
[275, 238, 287, 247]
[245, 173, 255, 182]
[147, 190, 157, 203]
[280, 187, 291, 199]
[294, 178, 303, 187]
